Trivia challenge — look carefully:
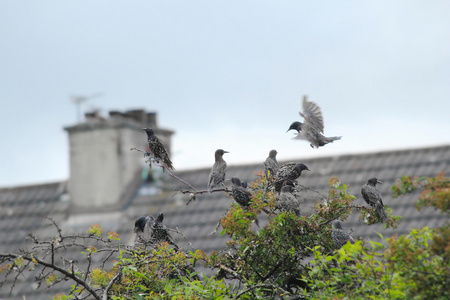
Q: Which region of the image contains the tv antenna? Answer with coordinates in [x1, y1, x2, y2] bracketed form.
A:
[70, 92, 104, 123]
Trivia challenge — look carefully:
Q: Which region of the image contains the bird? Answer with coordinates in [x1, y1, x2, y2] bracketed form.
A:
[274, 162, 310, 192]
[264, 149, 279, 178]
[361, 178, 388, 222]
[276, 184, 301, 216]
[207, 149, 229, 192]
[287, 95, 341, 148]
[230, 177, 253, 208]
[230, 177, 269, 224]
[150, 212, 179, 250]
[142, 128, 174, 170]
[126, 215, 154, 247]
[332, 220, 355, 248]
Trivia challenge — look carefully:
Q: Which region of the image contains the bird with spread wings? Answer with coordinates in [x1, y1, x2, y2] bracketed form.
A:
[287, 95, 341, 148]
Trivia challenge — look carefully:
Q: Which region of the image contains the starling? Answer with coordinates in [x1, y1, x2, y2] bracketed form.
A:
[332, 220, 355, 248]
[276, 184, 301, 216]
[287, 96, 341, 148]
[126, 215, 154, 247]
[264, 149, 279, 178]
[207, 149, 229, 192]
[150, 212, 179, 250]
[361, 178, 388, 222]
[230, 177, 253, 207]
[142, 128, 174, 170]
[230, 177, 269, 221]
[274, 162, 310, 192]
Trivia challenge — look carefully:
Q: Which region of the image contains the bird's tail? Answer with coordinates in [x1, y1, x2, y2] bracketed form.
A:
[376, 205, 388, 222]
[326, 136, 342, 143]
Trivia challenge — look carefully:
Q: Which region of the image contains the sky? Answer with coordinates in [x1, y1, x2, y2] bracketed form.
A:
[1, 1, 449, 187]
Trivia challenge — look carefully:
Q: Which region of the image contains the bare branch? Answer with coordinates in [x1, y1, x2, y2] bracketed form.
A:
[0, 253, 102, 300]
[102, 269, 122, 300]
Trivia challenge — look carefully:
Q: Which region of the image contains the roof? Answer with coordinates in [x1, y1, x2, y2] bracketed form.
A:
[0, 144, 449, 299]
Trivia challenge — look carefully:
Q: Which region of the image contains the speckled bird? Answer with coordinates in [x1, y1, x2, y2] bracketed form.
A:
[361, 178, 388, 222]
[150, 212, 178, 250]
[287, 96, 341, 148]
[142, 128, 174, 170]
[332, 220, 355, 248]
[230, 177, 269, 218]
[276, 184, 301, 216]
[230, 177, 252, 207]
[274, 162, 310, 192]
[126, 215, 154, 247]
[207, 149, 229, 192]
[264, 149, 279, 178]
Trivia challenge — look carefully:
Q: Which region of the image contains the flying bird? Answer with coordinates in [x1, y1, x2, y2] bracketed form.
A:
[276, 184, 301, 216]
[142, 128, 174, 170]
[287, 96, 341, 148]
[264, 149, 279, 178]
[332, 220, 355, 248]
[126, 215, 154, 247]
[361, 178, 388, 222]
[207, 149, 229, 192]
[274, 162, 310, 192]
[150, 212, 179, 250]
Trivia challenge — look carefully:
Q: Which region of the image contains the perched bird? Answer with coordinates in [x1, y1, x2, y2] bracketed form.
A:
[230, 177, 253, 208]
[230, 177, 269, 224]
[126, 215, 154, 247]
[142, 128, 174, 170]
[287, 96, 341, 148]
[274, 162, 310, 192]
[150, 212, 178, 250]
[264, 149, 279, 178]
[207, 149, 229, 192]
[361, 178, 388, 222]
[332, 220, 355, 248]
[276, 184, 301, 216]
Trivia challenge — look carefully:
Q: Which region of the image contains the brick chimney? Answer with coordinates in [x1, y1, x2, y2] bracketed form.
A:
[64, 109, 174, 212]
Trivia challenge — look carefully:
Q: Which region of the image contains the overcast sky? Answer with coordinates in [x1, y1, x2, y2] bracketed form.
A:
[1, 1, 449, 187]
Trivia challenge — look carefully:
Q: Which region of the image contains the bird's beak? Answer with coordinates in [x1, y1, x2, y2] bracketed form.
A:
[224, 151, 229, 153]
[377, 179, 383, 184]
[306, 168, 311, 171]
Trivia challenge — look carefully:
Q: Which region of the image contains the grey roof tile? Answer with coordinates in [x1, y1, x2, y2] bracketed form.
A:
[1, 145, 449, 299]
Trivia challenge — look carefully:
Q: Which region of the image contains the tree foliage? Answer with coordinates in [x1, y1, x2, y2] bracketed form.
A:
[1, 173, 448, 299]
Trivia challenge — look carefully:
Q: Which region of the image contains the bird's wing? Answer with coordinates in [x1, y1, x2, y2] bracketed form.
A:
[361, 185, 383, 206]
[264, 158, 278, 174]
[240, 186, 253, 198]
[208, 162, 227, 187]
[333, 229, 353, 246]
[276, 163, 296, 181]
[300, 96, 325, 133]
[126, 230, 138, 247]
[143, 216, 154, 239]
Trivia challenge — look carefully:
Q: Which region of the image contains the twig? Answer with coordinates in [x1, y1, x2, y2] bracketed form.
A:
[233, 284, 275, 299]
[218, 264, 245, 282]
[182, 188, 231, 205]
[102, 269, 122, 300]
[297, 184, 327, 198]
[0, 253, 102, 300]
